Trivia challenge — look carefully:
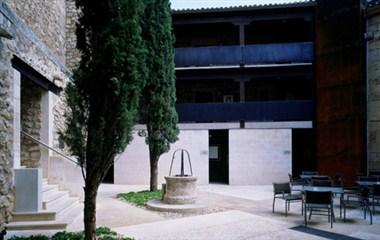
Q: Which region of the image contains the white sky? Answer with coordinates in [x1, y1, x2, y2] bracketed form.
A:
[170, 0, 307, 10]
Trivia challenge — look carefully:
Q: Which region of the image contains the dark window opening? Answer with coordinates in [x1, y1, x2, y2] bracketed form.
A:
[245, 19, 312, 44]
[245, 77, 312, 102]
[174, 23, 239, 47]
[176, 79, 240, 104]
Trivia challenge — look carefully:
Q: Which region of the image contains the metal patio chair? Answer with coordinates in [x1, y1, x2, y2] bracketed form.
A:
[311, 179, 333, 187]
[341, 187, 372, 224]
[371, 185, 380, 215]
[304, 190, 334, 228]
[272, 182, 303, 216]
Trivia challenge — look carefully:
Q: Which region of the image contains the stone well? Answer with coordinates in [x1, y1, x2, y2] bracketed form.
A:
[164, 176, 197, 204]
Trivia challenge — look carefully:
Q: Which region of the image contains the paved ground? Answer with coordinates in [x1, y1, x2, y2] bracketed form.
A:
[8, 184, 380, 239]
[106, 184, 380, 240]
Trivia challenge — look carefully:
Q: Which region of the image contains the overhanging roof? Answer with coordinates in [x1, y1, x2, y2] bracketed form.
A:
[171, 0, 316, 13]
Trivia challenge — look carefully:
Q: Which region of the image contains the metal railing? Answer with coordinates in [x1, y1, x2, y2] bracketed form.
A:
[21, 131, 79, 166]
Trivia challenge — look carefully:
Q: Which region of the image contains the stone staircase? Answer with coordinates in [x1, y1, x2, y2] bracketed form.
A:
[6, 178, 83, 233]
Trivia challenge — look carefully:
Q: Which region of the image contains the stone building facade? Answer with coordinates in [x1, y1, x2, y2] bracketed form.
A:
[0, 0, 78, 231]
[368, 2, 380, 172]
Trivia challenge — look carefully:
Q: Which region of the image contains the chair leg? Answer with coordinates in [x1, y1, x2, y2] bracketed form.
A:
[343, 204, 346, 222]
[272, 198, 275, 213]
[288, 201, 290, 211]
[301, 201, 304, 216]
[328, 209, 330, 223]
[364, 206, 367, 220]
[330, 208, 333, 228]
[309, 209, 312, 220]
[285, 200, 288, 217]
[373, 197, 375, 216]
[304, 206, 307, 227]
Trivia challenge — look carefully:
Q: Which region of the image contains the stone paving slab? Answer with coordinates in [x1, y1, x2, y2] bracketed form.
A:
[113, 210, 326, 240]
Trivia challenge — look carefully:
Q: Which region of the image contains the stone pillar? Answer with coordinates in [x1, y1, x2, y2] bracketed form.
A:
[367, 7, 380, 172]
[13, 69, 21, 169]
[40, 91, 54, 178]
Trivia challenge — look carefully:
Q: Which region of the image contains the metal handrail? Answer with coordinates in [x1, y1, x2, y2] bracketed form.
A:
[21, 131, 79, 165]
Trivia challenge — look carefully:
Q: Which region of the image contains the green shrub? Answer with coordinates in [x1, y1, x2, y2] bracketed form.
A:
[95, 226, 117, 236]
[9, 227, 133, 240]
[51, 231, 83, 240]
[9, 236, 50, 240]
[117, 190, 162, 206]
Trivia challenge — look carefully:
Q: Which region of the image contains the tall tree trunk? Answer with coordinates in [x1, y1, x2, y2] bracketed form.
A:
[84, 180, 98, 240]
[149, 146, 159, 191]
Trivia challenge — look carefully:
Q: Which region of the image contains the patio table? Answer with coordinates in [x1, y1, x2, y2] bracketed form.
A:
[302, 186, 344, 194]
[356, 181, 380, 186]
[300, 175, 329, 180]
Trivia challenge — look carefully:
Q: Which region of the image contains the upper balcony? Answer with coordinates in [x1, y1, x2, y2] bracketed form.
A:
[176, 100, 313, 123]
[175, 42, 314, 68]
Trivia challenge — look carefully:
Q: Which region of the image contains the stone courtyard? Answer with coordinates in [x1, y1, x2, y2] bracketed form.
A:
[8, 184, 380, 239]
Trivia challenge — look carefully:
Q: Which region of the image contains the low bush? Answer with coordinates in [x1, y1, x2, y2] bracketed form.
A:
[117, 190, 162, 206]
[8, 227, 133, 240]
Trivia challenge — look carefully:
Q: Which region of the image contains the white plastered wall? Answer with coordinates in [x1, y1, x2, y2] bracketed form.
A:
[114, 130, 209, 185]
[229, 129, 292, 185]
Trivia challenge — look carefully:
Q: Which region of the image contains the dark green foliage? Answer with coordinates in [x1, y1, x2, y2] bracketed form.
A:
[95, 226, 117, 236]
[51, 231, 84, 240]
[63, 0, 147, 239]
[8, 227, 133, 240]
[9, 235, 50, 240]
[65, 0, 147, 173]
[141, 0, 179, 191]
[117, 190, 162, 206]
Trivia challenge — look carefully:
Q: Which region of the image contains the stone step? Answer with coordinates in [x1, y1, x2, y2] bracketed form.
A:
[43, 190, 69, 210]
[56, 202, 83, 222]
[6, 221, 67, 231]
[12, 211, 56, 222]
[43, 184, 59, 193]
[49, 196, 78, 214]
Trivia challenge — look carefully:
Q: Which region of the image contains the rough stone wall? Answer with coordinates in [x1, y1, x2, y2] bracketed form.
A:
[0, 0, 72, 228]
[0, 38, 15, 231]
[65, 0, 81, 70]
[4, 0, 67, 61]
[367, 7, 380, 172]
[21, 80, 43, 168]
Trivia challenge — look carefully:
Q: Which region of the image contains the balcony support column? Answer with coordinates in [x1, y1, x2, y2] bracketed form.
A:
[235, 78, 249, 103]
[233, 21, 250, 46]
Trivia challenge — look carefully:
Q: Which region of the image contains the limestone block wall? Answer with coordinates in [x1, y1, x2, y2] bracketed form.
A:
[0, 1, 73, 228]
[20, 80, 43, 168]
[5, 0, 67, 61]
[65, 0, 81, 71]
[114, 130, 209, 185]
[0, 38, 15, 231]
[367, 7, 380, 171]
[229, 129, 292, 185]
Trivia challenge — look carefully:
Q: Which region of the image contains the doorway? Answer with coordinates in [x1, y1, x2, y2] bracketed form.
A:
[292, 129, 316, 177]
[209, 130, 229, 184]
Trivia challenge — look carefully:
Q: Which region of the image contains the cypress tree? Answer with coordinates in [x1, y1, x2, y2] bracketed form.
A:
[63, 0, 146, 239]
[141, 0, 179, 191]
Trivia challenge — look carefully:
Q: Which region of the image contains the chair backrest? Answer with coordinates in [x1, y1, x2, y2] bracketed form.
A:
[273, 182, 291, 194]
[358, 176, 378, 182]
[288, 173, 293, 181]
[311, 176, 330, 181]
[305, 191, 332, 205]
[302, 171, 318, 176]
[369, 171, 380, 177]
[373, 185, 380, 196]
[311, 179, 332, 187]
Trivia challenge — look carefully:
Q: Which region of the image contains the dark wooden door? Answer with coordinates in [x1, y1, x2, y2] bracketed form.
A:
[292, 129, 316, 177]
[209, 130, 229, 184]
[315, 0, 366, 185]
